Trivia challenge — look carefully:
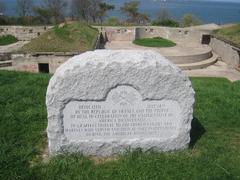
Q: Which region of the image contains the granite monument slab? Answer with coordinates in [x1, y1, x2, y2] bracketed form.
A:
[46, 50, 195, 157]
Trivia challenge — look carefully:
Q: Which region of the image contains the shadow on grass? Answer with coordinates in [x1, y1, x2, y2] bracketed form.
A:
[190, 117, 206, 148]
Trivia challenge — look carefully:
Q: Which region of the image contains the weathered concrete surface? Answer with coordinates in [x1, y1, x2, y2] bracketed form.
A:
[0, 26, 52, 41]
[105, 40, 213, 64]
[210, 37, 240, 67]
[184, 61, 240, 82]
[0, 41, 29, 53]
[97, 24, 220, 45]
[46, 50, 195, 157]
[12, 53, 70, 73]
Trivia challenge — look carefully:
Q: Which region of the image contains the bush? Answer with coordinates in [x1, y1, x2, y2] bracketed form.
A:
[151, 19, 179, 27]
[181, 13, 202, 27]
[104, 16, 120, 26]
[133, 37, 176, 47]
[0, 15, 53, 26]
[0, 35, 18, 46]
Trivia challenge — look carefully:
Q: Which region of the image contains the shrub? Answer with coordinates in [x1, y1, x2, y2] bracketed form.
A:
[181, 13, 202, 27]
[104, 16, 120, 26]
[133, 37, 176, 47]
[151, 19, 179, 27]
[0, 35, 18, 45]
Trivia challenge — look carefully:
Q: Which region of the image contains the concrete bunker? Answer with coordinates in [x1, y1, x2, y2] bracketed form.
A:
[202, 34, 211, 44]
[38, 63, 49, 73]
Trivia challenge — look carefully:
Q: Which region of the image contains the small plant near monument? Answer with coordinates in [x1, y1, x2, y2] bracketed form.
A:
[0, 35, 18, 46]
[133, 37, 176, 47]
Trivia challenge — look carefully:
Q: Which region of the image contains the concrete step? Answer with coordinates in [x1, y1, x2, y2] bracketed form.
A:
[177, 53, 219, 70]
[0, 53, 11, 61]
[0, 60, 12, 68]
[167, 48, 213, 64]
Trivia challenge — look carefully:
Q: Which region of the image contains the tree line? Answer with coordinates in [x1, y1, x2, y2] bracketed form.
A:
[0, 0, 202, 27]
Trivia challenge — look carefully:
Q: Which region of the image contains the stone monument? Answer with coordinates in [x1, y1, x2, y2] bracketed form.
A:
[46, 50, 195, 157]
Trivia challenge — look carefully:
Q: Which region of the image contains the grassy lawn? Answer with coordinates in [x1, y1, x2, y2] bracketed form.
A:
[21, 22, 98, 53]
[133, 37, 176, 47]
[212, 24, 240, 47]
[0, 70, 240, 179]
[0, 35, 18, 46]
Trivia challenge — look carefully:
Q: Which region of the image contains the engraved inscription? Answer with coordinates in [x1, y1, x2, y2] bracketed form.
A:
[63, 86, 181, 140]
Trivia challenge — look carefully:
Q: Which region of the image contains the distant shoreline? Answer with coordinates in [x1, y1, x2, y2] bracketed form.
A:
[1, 0, 240, 24]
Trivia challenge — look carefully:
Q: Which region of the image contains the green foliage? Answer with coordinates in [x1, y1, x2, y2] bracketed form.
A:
[181, 13, 202, 27]
[104, 16, 121, 26]
[43, 0, 67, 24]
[0, 71, 240, 179]
[33, 7, 52, 25]
[54, 25, 71, 42]
[0, 35, 18, 45]
[151, 19, 179, 27]
[151, 9, 179, 27]
[0, 15, 52, 25]
[120, 0, 149, 24]
[0, 71, 50, 180]
[98, 2, 115, 23]
[212, 24, 240, 47]
[133, 37, 176, 47]
[120, 0, 140, 18]
[21, 22, 98, 52]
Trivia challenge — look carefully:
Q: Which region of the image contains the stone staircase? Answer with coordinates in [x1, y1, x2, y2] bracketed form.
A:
[162, 46, 219, 70]
[175, 52, 219, 70]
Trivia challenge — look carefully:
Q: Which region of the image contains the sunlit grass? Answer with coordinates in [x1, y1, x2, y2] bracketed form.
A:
[0, 71, 240, 179]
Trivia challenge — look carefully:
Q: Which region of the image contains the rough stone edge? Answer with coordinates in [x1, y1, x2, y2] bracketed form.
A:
[46, 50, 195, 157]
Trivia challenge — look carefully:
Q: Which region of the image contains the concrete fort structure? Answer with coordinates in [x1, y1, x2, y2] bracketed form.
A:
[0, 25, 52, 41]
[46, 50, 195, 157]
[0, 24, 222, 73]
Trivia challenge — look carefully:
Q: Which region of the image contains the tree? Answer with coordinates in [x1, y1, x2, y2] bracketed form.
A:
[181, 13, 202, 27]
[120, 1, 149, 24]
[16, 0, 33, 17]
[33, 7, 52, 24]
[120, 1, 139, 23]
[136, 13, 149, 24]
[71, 0, 91, 22]
[151, 9, 179, 27]
[71, 0, 109, 23]
[105, 16, 120, 26]
[43, 0, 67, 24]
[98, 2, 115, 24]
[89, 0, 101, 22]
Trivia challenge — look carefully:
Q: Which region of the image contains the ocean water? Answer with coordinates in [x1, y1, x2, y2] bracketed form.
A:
[2, 0, 240, 24]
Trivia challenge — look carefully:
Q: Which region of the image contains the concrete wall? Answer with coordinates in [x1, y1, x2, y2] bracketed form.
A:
[99, 26, 214, 44]
[210, 37, 240, 67]
[135, 27, 211, 44]
[0, 53, 11, 61]
[12, 53, 72, 73]
[100, 27, 136, 41]
[0, 25, 52, 41]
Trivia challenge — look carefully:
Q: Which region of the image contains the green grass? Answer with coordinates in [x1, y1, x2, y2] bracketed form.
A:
[133, 37, 176, 47]
[0, 35, 18, 46]
[21, 22, 98, 53]
[0, 70, 240, 179]
[212, 24, 240, 47]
